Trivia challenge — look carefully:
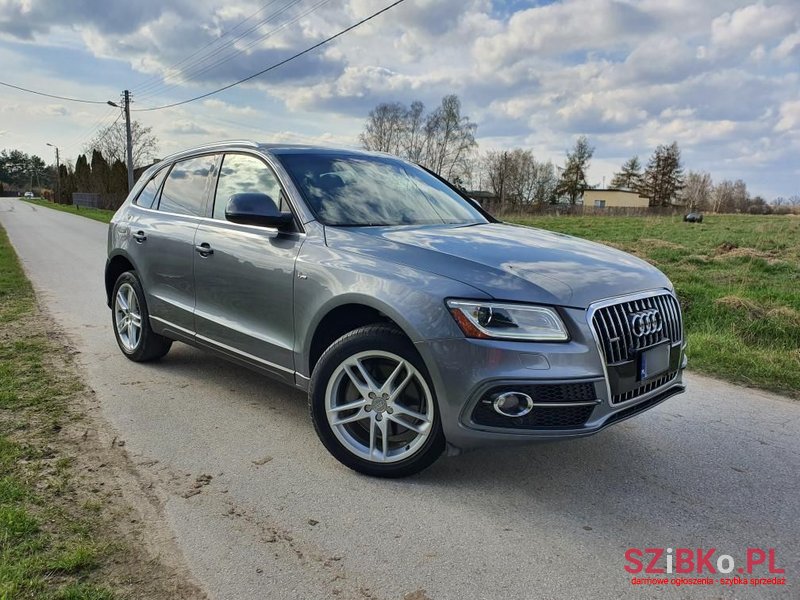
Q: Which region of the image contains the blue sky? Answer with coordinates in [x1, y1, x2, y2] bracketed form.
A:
[0, 0, 798, 199]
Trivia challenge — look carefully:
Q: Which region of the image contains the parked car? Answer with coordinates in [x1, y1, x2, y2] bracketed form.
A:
[24, 191, 34, 198]
[105, 142, 687, 477]
[684, 212, 703, 223]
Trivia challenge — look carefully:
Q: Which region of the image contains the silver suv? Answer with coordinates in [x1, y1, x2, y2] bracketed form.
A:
[106, 141, 687, 477]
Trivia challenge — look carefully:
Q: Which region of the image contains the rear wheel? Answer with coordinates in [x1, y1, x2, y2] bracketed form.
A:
[112, 271, 172, 362]
[309, 325, 445, 477]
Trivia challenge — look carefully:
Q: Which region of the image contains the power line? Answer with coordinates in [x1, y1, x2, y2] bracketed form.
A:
[168, 0, 331, 92]
[133, 0, 407, 112]
[136, 0, 328, 103]
[132, 0, 287, 93]
[0, 79, 107, 105]
[135, 0, 301, 98]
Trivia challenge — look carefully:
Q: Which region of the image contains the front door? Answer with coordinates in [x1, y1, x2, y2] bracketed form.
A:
[193, 152, 304, 382]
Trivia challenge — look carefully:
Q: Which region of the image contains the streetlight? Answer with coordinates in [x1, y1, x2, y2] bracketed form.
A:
[46, 143, 61, 203]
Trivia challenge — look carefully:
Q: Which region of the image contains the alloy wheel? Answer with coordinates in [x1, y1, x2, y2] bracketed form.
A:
[325, 350, 434, 463]
[114, 282, 142, 352]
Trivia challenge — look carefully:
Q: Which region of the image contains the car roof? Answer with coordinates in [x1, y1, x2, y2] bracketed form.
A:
[160, 140, 393, 163]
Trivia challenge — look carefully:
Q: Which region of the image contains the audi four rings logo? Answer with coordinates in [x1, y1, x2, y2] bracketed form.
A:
[629, 309, 663, 337]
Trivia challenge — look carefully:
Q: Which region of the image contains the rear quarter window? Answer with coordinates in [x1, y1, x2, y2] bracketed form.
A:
[158, 155, 218, 217]
[133, 167, 169, 209]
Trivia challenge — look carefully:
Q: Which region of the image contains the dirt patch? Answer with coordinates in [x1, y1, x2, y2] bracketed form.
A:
[638, 238, 685, 250]
[713, 243, 784, 264]
[714, 295, 766, 319]
[713, 296, 800, 327]
[765, 306, 800, 327]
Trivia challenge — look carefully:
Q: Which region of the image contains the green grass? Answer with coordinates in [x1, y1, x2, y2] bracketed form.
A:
[22, 199, 115, 224]
[509, 213, 800, 398]
[0, 226, 115, 600]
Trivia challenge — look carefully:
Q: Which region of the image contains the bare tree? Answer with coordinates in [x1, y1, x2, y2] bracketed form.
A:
[85, 120, 159, 168]
[681, 171, 713, 210]
[403, 101, 427, 163]
[483, 150, 517, 208]
[424, 95, 477, 181]
[482, 149, 558, 208]
[359, 102, 407, 155]
[359, 94, 477, 182]
[712, 179, 735, 213]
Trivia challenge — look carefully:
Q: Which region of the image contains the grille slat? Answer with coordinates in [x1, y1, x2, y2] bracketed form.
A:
[591, 293, 683, 404]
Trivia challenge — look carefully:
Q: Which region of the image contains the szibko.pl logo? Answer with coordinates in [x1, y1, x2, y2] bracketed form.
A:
[625, 548, 786, 587]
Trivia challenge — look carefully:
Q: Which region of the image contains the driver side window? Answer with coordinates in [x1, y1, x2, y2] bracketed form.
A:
[213, 154, 285, 221]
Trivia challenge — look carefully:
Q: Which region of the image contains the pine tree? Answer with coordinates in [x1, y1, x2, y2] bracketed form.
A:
[555, 136, 594, 204]
[74, 154, 91, 192]
[90, 150, 110, 194]
[640, 142, 684, 206]
[609, 156, 642, 191]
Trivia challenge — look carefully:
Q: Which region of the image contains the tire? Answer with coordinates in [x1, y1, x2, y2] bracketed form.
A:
[111, 271, 172, 362]
[309, 324, 445, 478]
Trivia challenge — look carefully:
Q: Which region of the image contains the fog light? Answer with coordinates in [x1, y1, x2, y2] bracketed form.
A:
[492, 391, 534, 417]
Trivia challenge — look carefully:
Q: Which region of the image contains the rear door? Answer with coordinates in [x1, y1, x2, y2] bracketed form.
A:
[193, 152, 303, 381]
[127, 153, 218, 337]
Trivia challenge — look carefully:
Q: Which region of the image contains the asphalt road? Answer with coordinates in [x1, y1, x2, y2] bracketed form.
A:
[1, 198, 798, 599]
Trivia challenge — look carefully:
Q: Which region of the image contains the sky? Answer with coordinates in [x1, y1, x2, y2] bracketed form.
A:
[0, 0, 798, 199]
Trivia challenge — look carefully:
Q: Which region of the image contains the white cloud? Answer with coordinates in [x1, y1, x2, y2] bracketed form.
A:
[775, 100, 800, 132]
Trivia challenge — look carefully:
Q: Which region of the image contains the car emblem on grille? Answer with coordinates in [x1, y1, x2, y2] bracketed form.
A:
[629, 308, 663, 337]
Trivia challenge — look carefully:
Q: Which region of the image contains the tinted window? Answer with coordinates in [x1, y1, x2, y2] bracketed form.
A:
[159, 155, 217, 216]
[133, 168, 168, 209]
[277, 153, 486, 227]
[213, 154, 285, 220]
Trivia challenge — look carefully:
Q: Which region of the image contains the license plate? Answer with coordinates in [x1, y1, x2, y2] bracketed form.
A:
[638, 342, 670, 381]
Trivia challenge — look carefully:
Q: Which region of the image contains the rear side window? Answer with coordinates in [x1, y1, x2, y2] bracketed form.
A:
[213, 154, 285, 220]
[133, 168, 168, 209]
[158, 155, 217, 217]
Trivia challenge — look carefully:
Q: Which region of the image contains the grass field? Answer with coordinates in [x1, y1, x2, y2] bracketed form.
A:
[510, 214, 800, 398]
[17, 200, 800, 398]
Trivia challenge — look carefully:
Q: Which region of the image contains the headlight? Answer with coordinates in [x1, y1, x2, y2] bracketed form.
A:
[446, 299, 569, 341]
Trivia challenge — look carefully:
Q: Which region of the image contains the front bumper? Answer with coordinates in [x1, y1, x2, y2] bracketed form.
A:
[415, 306, 687, 451]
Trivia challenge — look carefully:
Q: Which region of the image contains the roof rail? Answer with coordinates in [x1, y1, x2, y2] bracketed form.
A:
[160, 140, 259, 161]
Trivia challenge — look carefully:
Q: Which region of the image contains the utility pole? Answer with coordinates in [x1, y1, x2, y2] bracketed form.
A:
[47, 143, 61, 203]
[123, 90, 134, 191]
[107, 89, 135, 191]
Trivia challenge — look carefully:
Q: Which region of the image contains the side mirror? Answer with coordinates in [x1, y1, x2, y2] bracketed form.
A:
[225, 193, 293, 229]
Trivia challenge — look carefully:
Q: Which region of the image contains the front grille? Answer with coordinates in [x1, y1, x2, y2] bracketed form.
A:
[592, 293, 682, 364]
[591, 293, 683, 405]
[472, 383, 598, 429]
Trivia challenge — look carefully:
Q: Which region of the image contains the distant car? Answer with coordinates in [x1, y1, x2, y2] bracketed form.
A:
[105, 141, 687, 477]
[23, 191, 34, 198]
[684, 212, 703, 223]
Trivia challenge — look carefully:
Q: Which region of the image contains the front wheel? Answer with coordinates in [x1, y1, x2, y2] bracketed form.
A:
[309, 325, 445, 477]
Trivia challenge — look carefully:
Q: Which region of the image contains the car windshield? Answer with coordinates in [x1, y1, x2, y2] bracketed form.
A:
[276, 152, 488, 227]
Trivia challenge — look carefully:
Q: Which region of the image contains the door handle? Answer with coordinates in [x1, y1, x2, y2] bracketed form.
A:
[195, 242, 214, 256]
[132, 230, 147, 243]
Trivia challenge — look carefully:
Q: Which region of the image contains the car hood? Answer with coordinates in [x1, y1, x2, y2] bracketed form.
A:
[324, 222, 672, 308]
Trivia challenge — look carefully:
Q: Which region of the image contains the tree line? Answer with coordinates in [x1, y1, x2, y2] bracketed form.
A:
[0, 120, 158, 206]
[359, 94, 797, 212]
